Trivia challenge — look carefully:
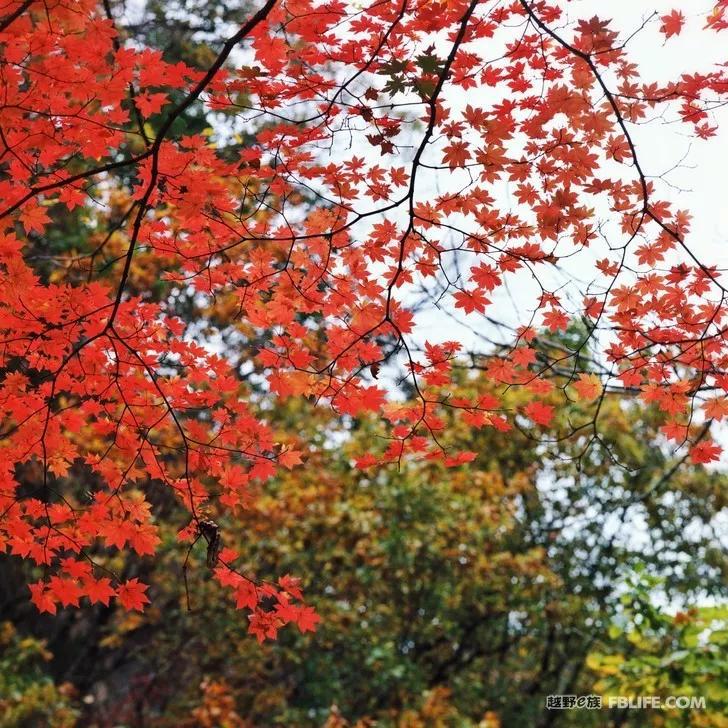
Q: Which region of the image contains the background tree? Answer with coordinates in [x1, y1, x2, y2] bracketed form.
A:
[0, 1, 727, 725]
[587, 570, 728, 728]
[4, 355, 724, 726]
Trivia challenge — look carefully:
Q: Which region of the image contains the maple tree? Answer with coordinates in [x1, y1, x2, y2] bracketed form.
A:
[1, 0, 728, 642]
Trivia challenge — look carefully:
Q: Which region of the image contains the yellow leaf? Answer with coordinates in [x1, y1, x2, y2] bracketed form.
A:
[573, 373, 601, 401]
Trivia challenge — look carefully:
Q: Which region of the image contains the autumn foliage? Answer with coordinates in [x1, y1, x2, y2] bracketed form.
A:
[1, 0, 728, 642]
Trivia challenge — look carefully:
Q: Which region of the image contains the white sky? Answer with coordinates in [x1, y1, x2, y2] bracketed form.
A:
[414, 0, 728, 338]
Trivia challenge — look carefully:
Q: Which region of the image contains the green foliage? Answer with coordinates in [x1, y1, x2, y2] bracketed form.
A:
[587, 570, 728, 727]
[0, 622, 79, 728]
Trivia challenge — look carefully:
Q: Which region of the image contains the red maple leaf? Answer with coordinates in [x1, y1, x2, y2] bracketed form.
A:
[442, 140, 471, 168]
[20, 204, 51, 234]
[234, 580, 259, 611]
[524, 401, 554, 427]
[660, 10, 685, 38]
[542, 309, 569, 332]
[84, 577, 116, 607]
[48, 576, 83, 608]
[454, 289, 490, 314]
[295, 606, 321, 634]
[689, 440, 722, 464]
[117, 579, 151, 612]
[29, 582, 57, 615]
